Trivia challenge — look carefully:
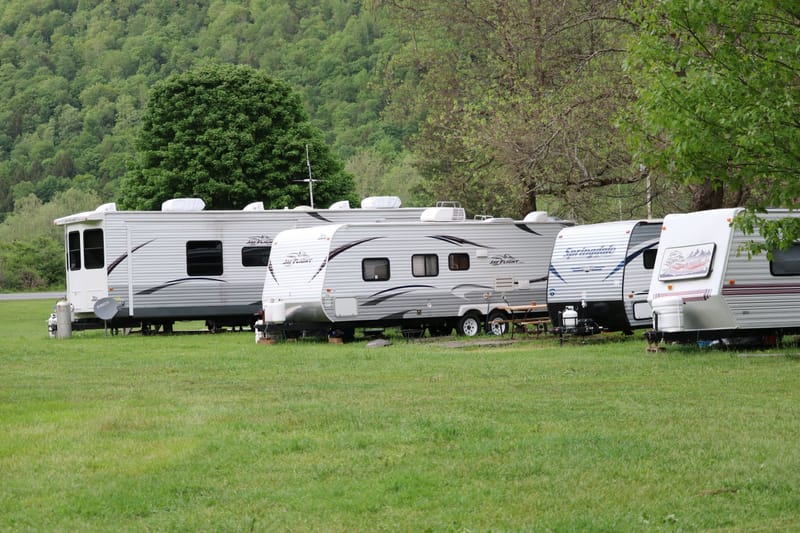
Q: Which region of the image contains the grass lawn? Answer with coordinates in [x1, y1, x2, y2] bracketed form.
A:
[2, 299, 799, 531]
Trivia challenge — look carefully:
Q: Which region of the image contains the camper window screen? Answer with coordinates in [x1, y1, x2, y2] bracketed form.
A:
[449, 253, 470, 271]
[68, 231, 81, 271]
[363, 258, 389, 281]
[770, 244, 800, 276]
[242, 246, 270, 267]
[187, 241, 223, 276]
[83, 229, 104, 269]
[412, 254, 439, 277]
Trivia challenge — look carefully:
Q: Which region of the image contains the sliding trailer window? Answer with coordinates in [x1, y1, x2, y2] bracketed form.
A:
[83, 229, 105, 269]
[771, 244, 800, 276]
[187, 240, 223, 276]
[448, 253, 470, 271]
[242, 246, 270, 267]
[363, 258, 390, 281]
[412, 254, 439, 277]
[68, 231, 81, 271]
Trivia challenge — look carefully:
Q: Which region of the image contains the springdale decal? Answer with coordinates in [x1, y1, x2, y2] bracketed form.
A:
[488, 254, 521, 266]
[564, 245, 616, 260]
[283, 251, 313, 266]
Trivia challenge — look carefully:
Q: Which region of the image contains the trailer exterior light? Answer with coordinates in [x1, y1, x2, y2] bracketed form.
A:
[667, 284, 673, 290]
[729, 279, 735, 285]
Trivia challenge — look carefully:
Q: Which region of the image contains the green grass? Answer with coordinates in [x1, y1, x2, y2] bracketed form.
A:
[2, 299, 799, 531]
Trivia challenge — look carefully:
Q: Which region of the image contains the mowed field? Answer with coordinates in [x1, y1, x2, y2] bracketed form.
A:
[1, 299, 799, 532]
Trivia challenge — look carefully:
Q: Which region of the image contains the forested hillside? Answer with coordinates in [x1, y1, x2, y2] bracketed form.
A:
[0, 0, 411, 219]
[0, 0, 797, 290]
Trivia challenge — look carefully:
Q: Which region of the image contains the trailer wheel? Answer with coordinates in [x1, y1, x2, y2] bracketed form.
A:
[487, 310, 510, 336]
[457, 313, 482, 337]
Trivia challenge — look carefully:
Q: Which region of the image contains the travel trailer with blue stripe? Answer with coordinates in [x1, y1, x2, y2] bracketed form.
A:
[54, 197, 428, 333]
[261, 208, 571, 339]
[648, 208, 800, 344]
[546, 220, 661, 334]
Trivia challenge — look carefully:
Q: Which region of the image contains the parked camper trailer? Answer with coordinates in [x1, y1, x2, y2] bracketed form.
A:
[261, 208, 571, 339]
[648, 208, 800, 343]
[54, 197, 427, 333]
[546, 220, 660, 334]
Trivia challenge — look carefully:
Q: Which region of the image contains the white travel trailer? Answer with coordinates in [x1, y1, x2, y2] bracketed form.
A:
[648, 208, 800, 343]
[261, 208, 571, 339]
[546, 220, 661, 334]
[54, 197, 427, 333]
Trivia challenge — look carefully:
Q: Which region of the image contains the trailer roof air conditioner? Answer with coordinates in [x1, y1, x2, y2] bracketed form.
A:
[161, 198, 205, 211]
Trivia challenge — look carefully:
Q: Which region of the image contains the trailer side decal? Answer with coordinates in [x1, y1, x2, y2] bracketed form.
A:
[363, 285, 435, 306]
[107, 239, 155, 275]
[136, 277, 226, 295]
[603, 241, 658, 281]
[514, 224, 542, 236]
[312, 237, 383, 281]
[428, 235, 489, 248]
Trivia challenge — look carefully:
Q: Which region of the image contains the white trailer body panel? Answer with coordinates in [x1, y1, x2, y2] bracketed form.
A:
[649, 208, 800, 338]
[55, 202, 427, 329]
[263, 218, 570, 334]
[546, 220, 660, 332]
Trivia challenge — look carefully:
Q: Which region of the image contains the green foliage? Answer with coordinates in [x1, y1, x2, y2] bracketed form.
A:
[119, 64, 355, 210]
[0, 188, 101, 290]
[0, 0, 407, 218]
[380, 0, 642, 219]
[625, 0, 800, 244]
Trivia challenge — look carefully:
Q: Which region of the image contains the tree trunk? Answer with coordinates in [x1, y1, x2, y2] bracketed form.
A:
[691, 179, 725, 211]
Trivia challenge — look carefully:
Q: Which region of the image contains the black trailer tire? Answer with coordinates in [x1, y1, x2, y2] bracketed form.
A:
[457, 313, 482, 337]
[487, 310, 510, 336]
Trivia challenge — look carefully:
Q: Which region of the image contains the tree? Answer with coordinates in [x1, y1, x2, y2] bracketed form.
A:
[119, 63, 355, 210]
[625, 0, 800, 251]
[379, 0, 645, 220]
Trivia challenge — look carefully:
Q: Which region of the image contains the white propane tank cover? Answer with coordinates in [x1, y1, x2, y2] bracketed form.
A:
[420, 207, 467, 222]
[243, 201, 264, 211]
[562, 306, 579, 328]
[328, 200, 351, 209]
[95, 202, 117, 212]
[361, 196, 402, 209]
[161, 198, 206, 211]
[523, 211, 548, 222]
[264, 302, 287, 323]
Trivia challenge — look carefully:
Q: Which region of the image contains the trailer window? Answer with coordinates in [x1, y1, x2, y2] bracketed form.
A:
[83, 229, 104, 269]
[187, 241, 223, 276]
[643, 248, 657, 270]
[770, 244, 800, 276]
[412, 254, 439, 277]
[449, 253, 470, 271]
[363, 258, 390, 281]
[242, 246, 270, 267]
[68, 231, 81, 271]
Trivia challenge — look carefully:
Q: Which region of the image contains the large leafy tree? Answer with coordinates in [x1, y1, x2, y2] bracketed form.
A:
[119, 64, 355, 210]
[380, 0, 650, 220]
[625, 0, 800, 250]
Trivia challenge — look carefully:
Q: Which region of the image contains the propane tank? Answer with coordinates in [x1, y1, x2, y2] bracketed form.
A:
[562, 306, 578, 329]
[254, 319, 265, 344]
[55, 300, 72, 339]
[47, 312, 57, 337]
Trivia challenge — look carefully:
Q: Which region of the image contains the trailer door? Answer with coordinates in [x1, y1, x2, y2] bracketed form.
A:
[65, 224, 108, 314]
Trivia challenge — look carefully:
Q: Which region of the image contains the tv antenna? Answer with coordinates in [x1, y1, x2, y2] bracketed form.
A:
[293, 144, 321, 208]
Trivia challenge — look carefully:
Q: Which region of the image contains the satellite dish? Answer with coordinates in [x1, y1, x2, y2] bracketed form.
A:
[94, 297, 121, 320]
